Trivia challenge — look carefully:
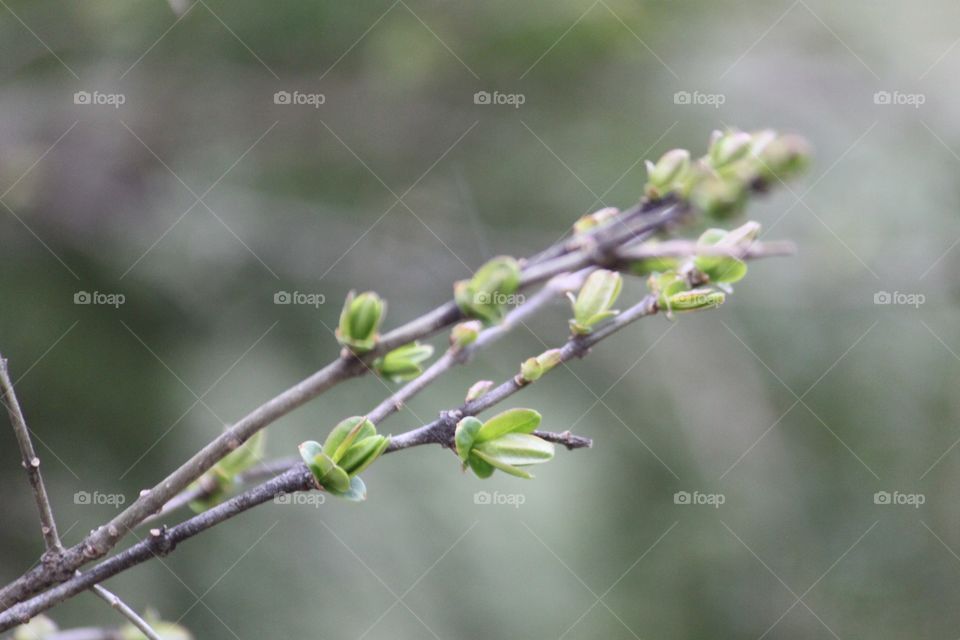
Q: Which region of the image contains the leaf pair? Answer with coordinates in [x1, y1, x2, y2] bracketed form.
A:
[374, 342, 434, 382]
[455, 408, 555, 479]
[568, 269, 622, 335]
[299, 417, 390, 501]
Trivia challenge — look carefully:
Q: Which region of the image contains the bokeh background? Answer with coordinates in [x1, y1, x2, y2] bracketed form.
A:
[2, 0, 959, 638]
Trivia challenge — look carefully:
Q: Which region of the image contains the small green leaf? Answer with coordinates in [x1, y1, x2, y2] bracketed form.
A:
[471, 448, 534, 479]
[476, 408, 541, 443]
[474, 433, 555, 466]
[455, 416, 483, 463]
[335, 475, 368, 502]
[374, 342, 435, 382]
[339, 435, 389, 476]
[323, 416, 374, 460]
[467, 454, 495, 479]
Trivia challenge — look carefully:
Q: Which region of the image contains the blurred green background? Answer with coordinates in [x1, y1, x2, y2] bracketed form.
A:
[2, 0, 959, 638]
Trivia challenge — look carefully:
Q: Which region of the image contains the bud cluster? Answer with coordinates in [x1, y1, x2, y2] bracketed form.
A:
[299, 417, 390, 501]
[643, 128, 811, 218]
[455, 408, 555, 479]
[454, 256, 522, 324]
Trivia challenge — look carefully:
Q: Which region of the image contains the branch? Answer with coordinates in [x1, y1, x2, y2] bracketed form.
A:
[0, 198, 688, 611]
[0, 356, 62, 553]
[0, 292, 666, 628]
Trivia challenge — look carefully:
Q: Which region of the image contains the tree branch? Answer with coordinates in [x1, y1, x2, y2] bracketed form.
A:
[0, 291, 667, 628]
[0, 198, 689, 611]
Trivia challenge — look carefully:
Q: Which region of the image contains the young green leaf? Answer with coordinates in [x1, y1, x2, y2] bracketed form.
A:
[475, 408, 541, 443]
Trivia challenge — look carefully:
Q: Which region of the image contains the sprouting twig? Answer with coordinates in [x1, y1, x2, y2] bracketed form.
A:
[0, 199, 689, 611]
[0, 291, 662, 627]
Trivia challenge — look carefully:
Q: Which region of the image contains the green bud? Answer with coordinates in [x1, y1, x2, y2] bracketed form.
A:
[520, 357, 542, 382]
[536, 348, 563, 374]
[324, 416, 375, 461]
[690, 174, 747, 220]
[455, 409, 553, 479]
[13, 615, 58, 640]
[373, 342, 434, 382]
[693, 221, 761, 285]
[709, 130, 753, 169]
[299, 441, 351, 493]
[519, 347, 563, 383]
[300, 417, 389, 500]
[644, 149, 691, 199]
[573, 207, 620, 235]
[568, 269, 622, 335]
[454, 256, 522, 324]
[757, 134, 811, 183]
[465, 380, 494, 402]
[336, 291, 386, 352]
[666, 288, 726, 311]
[647, 270, 690, 308]
[450, 320, 482, 350]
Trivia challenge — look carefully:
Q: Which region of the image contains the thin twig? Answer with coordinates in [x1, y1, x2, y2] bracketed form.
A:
[615, 239, 797, 261]
[367, 269, 591, 424]
[0, 356, 62, 552]
[89, 585, 161, 640]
